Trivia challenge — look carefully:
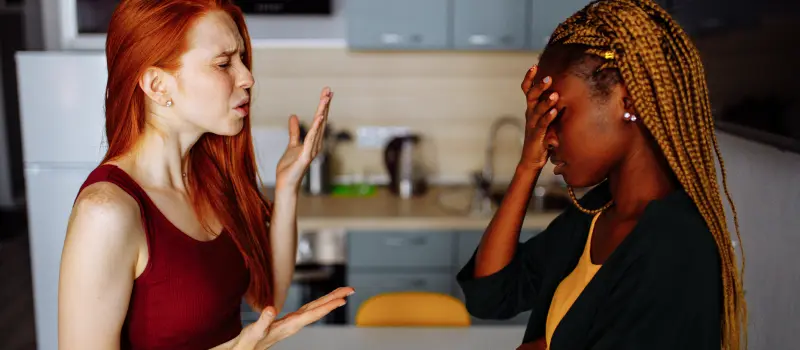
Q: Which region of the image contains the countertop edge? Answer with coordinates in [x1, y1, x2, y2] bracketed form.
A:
[296, 213, 560, 232]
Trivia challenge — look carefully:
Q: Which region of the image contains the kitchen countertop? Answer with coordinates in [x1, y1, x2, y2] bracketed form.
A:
[264, 185, 562, 231]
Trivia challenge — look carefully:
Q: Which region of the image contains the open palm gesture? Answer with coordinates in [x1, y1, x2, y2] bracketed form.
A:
[223, 287, 354, 350]
[275, 87, 333, 189]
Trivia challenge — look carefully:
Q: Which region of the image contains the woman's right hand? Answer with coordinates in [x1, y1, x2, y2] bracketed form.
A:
[519, 65, 560, 171]
[222, 287, 354, 350]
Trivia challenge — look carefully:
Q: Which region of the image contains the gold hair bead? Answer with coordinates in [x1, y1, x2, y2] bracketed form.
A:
[602, 51, 615, 59]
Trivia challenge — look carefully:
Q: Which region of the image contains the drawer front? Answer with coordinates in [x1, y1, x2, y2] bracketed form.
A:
[348, 231, 454, 268]
[346, 271, 454, 323]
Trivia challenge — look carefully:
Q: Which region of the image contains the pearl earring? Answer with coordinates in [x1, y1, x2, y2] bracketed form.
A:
[166, 100, 173, 107]
[623, 112, 637, 122]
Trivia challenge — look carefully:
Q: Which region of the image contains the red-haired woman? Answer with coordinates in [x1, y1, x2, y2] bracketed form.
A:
[57, 1, 352, 349]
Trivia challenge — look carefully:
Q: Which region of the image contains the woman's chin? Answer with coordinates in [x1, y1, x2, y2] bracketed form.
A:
[560, 171, 602, 189]
[212, 119, 245, 137]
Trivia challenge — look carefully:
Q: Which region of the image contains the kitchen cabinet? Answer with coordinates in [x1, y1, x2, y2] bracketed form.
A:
[345, 229, 542, 326]
[529, 0, 593, 50]
[345, 0, 450, 50]
[453, 0, 529, 50]
[348, 231, 454, 269]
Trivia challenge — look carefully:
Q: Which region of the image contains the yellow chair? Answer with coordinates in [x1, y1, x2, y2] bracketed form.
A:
[355, 291, 471, 327]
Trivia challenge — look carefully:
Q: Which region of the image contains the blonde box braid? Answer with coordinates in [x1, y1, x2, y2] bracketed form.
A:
[548, 0, 747, 348]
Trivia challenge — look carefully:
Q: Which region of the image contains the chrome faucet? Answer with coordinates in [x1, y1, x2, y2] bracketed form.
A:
[471, 115, 526, 216]
[482, 115, 525, 184]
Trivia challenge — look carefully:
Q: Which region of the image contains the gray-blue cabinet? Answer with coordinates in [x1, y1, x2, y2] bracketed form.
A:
[345, 228, 543, 326]
[529, 0, 593, 49]
[345, 0, 450, 50]
[453, 0, 529, 50]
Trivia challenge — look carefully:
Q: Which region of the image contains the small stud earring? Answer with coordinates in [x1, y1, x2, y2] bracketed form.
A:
[623, 112, 637, 122]
[166, 100, 173, 107]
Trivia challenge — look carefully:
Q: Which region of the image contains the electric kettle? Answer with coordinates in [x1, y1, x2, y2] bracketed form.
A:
[383, 134, 428, 198]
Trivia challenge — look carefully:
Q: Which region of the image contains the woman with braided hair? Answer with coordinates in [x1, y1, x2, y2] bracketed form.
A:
[456, 0, 746, 349]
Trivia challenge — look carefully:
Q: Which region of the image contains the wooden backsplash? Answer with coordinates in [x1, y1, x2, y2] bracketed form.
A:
[247, 48, 563, 185]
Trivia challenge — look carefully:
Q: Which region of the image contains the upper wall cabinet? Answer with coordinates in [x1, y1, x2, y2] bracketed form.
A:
[345, 0, 450, 50]
[453, 0, 529, 51]
[529, 0, 592, 50]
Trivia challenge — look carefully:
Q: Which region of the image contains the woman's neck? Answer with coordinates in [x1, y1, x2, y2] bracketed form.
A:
[606, 146, 677, 219]
[121, 122, 204, 191]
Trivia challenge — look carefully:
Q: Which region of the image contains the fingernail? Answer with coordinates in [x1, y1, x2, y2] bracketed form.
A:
[543, 76, 551, 83]
[530, 65, 537, 71]
[550, 92, 558, 100]
[348, 290, 355, 296]
[550, 109, 557, 115]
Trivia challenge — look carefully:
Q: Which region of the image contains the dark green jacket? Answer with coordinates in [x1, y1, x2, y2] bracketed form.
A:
[457, 182, 723, 349]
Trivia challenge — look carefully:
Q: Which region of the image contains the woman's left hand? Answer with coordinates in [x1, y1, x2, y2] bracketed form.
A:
[275, 87, 333, 190]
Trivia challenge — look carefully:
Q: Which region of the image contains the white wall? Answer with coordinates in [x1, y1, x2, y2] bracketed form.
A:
[717, 131, 800, 349]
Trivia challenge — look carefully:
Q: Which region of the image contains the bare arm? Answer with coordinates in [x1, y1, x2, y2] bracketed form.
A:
[268, 87, 332, 314]
[267, 186, 298, 314]
[474, 66, 558, 278]
[58, 183, 145, 350]
[474, 165, 542, 277]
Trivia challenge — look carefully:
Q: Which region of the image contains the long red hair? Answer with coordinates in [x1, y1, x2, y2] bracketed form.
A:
[103, 0, 274, 309]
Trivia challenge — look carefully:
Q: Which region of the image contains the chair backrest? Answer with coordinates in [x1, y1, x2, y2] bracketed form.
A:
[355, 291, 471, 327]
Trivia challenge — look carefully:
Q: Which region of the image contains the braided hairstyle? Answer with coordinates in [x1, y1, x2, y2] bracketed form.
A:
[546, 0, 746, 348]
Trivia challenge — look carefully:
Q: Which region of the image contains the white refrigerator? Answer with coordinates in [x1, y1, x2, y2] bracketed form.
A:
[16, 51, 109, 350]
[16, 51, 287, 350]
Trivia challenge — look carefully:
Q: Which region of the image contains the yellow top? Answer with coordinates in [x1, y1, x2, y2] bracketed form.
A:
[545, 212, 603, 349]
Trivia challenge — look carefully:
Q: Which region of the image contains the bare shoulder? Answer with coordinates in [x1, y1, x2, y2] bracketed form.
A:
[59, 182, 144, 348]
[65, 181, 143, 256]
[70, 182, 140, 230]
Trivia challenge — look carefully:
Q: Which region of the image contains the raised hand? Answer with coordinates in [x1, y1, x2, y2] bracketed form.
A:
[519, 65, 560, 170]
[275, 87, 333, 190]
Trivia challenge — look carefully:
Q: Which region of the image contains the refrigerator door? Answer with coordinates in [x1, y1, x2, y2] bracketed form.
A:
[16, 51, 108, 164]
[24, 165, 94, 350]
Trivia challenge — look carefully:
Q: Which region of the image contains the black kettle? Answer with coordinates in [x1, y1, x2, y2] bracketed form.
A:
[384, 135, 428, 198]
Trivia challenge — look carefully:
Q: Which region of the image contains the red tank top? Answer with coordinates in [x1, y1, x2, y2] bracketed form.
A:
[77, 164, 250, 350]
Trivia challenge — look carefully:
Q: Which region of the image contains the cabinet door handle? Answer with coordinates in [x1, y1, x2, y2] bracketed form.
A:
[468, 34, 492, 45]
[384, 236, 427, 246]
[381, 33, 402, 44]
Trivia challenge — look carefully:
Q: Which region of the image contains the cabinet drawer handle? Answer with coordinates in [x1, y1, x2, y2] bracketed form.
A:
[381, 33, 402, 44]
[384, 236, 427, 246]
[468, 34, 492, 45]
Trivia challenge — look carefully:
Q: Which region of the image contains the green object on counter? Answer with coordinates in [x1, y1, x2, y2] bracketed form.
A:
[331, 184, 377, 197]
